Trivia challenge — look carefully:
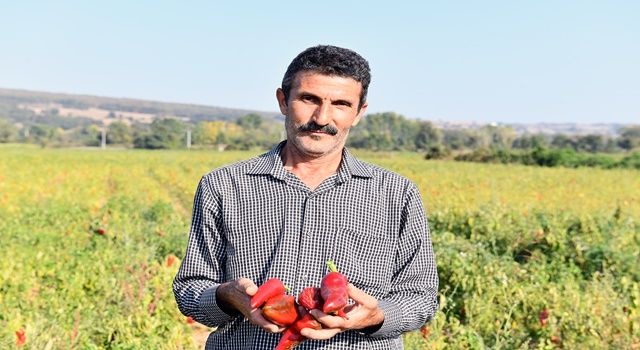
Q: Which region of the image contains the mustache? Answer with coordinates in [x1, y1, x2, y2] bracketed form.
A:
[298, 122, 338, 136]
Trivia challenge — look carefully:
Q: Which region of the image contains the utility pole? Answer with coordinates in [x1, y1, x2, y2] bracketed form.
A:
[186, 129, 191, 150]
[101, 127, 106, 149]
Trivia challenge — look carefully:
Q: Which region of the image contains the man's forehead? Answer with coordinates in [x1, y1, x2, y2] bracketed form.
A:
[291, 71, 363, 90]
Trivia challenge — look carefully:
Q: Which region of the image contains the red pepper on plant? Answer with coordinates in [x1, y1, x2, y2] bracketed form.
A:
[539, 308, 549, 327]
[166, 255, 176, 267]
[420, 325, 430, 339]
[15, 329, 26, 346]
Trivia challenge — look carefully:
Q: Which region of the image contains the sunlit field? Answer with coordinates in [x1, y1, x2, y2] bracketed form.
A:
[1, 144, 638, 349]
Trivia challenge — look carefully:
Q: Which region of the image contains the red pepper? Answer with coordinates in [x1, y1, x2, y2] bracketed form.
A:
[320, 260, 349, 316]
[262, 294, 299, 326]
[297, 287, 323, 310]
[251, 278, 286, 309]
[274, 327, 305, 350]
[15, 329, 26, 346]
[292, 311, 322, 333]
[275, 311, 321, 350]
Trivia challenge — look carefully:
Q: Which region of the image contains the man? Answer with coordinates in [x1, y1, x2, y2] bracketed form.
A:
[173, 45, 438, 349]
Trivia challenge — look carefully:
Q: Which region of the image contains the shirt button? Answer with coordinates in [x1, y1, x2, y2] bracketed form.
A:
[301, 274, 308, 281]
[303, 230, 311, 237]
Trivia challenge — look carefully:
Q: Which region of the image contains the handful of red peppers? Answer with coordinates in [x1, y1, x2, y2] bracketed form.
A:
[250, 260, 349, 350]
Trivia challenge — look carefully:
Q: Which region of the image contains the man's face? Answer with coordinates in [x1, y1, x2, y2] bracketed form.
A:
[276, 71, 368, 158]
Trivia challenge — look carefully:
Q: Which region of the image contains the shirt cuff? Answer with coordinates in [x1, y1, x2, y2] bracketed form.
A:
[365, 299, 402, 338]
[199, 285, 237, 326]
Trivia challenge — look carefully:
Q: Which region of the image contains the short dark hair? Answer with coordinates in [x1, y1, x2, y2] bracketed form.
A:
[281, 45, 371, 110]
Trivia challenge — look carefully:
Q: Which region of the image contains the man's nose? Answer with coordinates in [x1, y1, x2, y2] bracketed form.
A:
[312, 102, 332, 125]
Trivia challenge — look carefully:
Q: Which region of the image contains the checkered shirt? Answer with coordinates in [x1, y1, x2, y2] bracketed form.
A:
[173, 141, 438, 349]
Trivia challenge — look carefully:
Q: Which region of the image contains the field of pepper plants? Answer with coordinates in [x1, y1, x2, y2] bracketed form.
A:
[1, 144, 638, 349]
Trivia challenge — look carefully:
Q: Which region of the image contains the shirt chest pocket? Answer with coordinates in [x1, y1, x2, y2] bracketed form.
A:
[330, 228, 394, 297]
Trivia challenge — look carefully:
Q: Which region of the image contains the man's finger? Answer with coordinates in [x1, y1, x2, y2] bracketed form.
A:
[300, 327, 341, 340]
[347, 284, 376, 307]
[250, 309, 285, 333]
[237, 278, 258, 296]
[309, 309, 347, 329]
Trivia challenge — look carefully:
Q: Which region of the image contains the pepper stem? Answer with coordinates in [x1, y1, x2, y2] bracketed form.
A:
[284, 285, 291, 293]
[327, 259, 338, 273]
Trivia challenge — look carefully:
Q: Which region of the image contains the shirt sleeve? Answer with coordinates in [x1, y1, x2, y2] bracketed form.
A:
[173, 175, 236, 327]
[368, 183, 439, 338]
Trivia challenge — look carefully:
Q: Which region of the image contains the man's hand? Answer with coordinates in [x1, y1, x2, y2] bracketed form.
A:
[300, 284, 384, 340]
[216, 278, 286, 333]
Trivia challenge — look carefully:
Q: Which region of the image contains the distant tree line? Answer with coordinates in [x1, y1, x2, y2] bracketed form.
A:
[349, 112, 640, 153]
[455, 147, 640, 169]
[1, 110, 639, 169]
[0, 112, 282, 150]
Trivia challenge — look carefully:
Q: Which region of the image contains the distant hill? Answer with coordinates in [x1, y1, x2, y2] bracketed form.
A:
[0, 87, 632, 135]
[0, 87, 283, 127]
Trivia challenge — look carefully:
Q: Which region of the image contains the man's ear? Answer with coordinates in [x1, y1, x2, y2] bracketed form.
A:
[352, 102, 368, 127]
[276, 88, 288, 115]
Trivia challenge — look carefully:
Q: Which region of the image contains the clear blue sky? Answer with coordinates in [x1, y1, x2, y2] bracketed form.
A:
[1, 1, 638, 123]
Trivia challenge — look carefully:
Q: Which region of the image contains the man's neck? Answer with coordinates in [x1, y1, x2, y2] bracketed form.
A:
[280, 143, 344, 191]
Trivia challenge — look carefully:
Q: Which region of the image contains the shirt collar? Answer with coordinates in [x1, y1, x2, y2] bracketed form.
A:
[338, 147, 373, 182]
[246, 140, 373, 181]
[246, 141, 288, 180]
